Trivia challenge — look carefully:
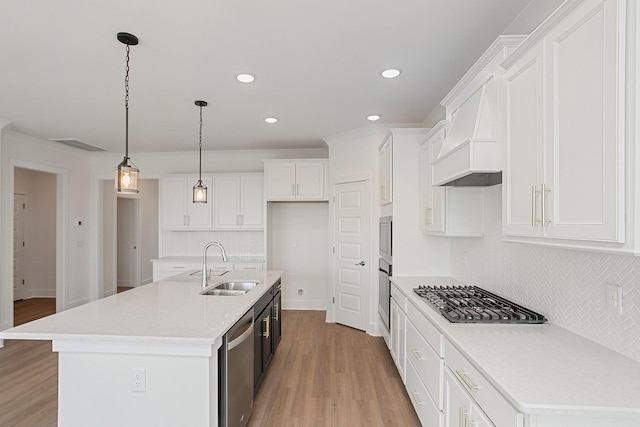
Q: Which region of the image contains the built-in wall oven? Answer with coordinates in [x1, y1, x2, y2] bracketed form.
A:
[378, 216, 392, 331]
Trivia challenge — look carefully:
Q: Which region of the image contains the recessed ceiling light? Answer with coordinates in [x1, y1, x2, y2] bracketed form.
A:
[236, 73, 255, 83]
[265, 117, 278, 124]
[367, 115, 381, 121]
[381, 68, 401, 79]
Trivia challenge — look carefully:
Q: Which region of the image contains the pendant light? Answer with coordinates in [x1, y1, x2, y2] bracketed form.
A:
[193, 100, 208, 203]
[115, 32, 140, 194]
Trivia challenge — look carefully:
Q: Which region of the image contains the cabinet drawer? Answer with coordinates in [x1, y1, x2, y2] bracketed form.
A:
[407, 301, 442, 356]
[391, 285, 407, 311]
[233, 263, 264, 271]
[406, 355, 443, 427]
[444, 339, 521, 427]
[406, 318, 443, 409]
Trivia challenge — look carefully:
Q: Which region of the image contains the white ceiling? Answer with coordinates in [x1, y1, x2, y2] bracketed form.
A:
[0, 0, 531, 153]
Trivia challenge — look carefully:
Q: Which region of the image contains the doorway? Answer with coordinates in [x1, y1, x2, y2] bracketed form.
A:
[13, 168, 58, 324]
[332, 180, 371, 331]
[117, 197, 138, 291]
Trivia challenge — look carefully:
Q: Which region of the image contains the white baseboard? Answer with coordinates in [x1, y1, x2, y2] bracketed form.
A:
[282, 299, 327, 311]
[140, 277, 153, 286]
[27, 289, 56, 299]
[104, 289, 117, 297]
[0, 320, 11, 332]
[67, 297, 90, 309]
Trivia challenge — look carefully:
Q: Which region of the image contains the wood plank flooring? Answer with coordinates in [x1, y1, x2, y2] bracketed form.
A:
[0, 301, 420, 427]
[248, 311, 421, 427]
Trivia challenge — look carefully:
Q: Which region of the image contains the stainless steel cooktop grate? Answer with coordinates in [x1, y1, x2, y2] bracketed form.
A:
[413, 285, 547, 324]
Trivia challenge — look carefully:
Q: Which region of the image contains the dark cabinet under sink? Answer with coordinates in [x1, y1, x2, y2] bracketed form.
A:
[253, 279, 282, 393]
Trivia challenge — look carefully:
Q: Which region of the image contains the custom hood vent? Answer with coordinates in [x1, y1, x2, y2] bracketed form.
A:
[431, 84, 501, 187]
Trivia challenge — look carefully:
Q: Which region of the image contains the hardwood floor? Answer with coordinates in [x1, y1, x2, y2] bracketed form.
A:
[248, 311, 421, 427]
[0, 299, 58, 427]
[0, 303, 419, 427]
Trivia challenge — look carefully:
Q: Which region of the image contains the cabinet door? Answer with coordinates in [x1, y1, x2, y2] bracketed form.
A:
[161, 176, 188, 229]
[543, 0, 622, 242]
[419, 129, 445, 233]
[186, 175, 213, 229]
[502, 44, 545, 237]
[265, 162, 296, 200]
[260, 303, 274, 372]
[272, 291, 282, 352]
[295, 161, 326, 200]
[379, 138, 393, 205]
[240, 175, 264, 229]
[444, 369, 472, 427]
[214, 175, 241, 229]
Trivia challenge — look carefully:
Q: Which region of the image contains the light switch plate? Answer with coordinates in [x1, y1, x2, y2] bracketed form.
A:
[606, 283, 623, 315]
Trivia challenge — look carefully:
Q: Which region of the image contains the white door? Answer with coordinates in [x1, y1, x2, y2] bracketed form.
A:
[13, 194, 26, 301]
[117, 198, 139, 288]
[333, 180, 370, 331]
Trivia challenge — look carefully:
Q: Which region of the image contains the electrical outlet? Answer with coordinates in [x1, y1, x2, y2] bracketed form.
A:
[131, 368, 146, 392]
[606, 284, 623, 315]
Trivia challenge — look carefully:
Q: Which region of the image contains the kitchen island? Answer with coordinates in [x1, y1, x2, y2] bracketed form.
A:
[0, 269, 283, 427]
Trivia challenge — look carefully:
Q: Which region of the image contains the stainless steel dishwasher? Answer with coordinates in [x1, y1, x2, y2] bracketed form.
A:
[219, 309, 254, 427]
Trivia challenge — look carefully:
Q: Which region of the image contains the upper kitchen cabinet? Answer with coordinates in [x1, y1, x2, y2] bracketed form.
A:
[263, 159, 328, 201]
[419, 121, 484, 236]
[161, 175, 213, 230]
[501, 0, 625, 246]
[379, 137, 393, 205]
[213, 174, 264, 230]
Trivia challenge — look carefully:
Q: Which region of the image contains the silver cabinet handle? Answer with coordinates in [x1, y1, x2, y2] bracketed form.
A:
[274, 303, 279, 322]
[354, 261, 365, 266]
[541, 183, 551, 226]
[455, 369, 478, 391]
[296, 183, 299, 196]
[262, 316, 270, 339]
[411, 391, 426, 405]
[411, 349, 425, 361]
[459, 407, 470, 427]
[425, 208, 432, 226]
[531, 185, 536, 227]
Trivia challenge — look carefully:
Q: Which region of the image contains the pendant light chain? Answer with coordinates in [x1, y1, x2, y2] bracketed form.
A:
[199, 103, 203, 181]
[124, 44, 131, 159]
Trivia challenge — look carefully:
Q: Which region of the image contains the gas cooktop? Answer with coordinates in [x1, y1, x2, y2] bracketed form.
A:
[413, 285, 547, 324]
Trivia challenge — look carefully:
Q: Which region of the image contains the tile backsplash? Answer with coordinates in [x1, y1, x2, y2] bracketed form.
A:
[161, 230, 264, 258]
[450, 185, 640, 363]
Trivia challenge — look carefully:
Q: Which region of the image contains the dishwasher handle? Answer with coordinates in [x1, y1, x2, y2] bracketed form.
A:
[227, 317, 254, 351]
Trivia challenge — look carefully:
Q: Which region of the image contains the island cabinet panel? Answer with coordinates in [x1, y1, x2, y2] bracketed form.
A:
[253, 280, 281, 393]
[213, 174, 264, 230]
[56, 343, 217, 427]
[161, 175, 213, 230]
[502, 0, 625, 246]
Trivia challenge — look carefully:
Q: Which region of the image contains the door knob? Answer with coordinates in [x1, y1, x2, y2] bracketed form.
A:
[355, 261, 365, 266]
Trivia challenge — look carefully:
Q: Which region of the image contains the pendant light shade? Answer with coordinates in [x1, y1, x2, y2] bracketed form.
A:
[115, 32, 140, 194]
[193, 100, 208, 203]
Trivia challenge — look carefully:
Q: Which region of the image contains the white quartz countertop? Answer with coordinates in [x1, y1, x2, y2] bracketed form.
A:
[391, 276, 640, 416]
[0, 270, 283, 347]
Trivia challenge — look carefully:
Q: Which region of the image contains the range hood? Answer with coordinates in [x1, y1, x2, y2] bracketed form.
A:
[431, 84, 501, 186]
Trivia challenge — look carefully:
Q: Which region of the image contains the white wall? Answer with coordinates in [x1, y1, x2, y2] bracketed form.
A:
[451, 186, 640, 364]
[267, 202, 329, 310]
[1, 128, 93, 330]
[14, 168, 57, 298]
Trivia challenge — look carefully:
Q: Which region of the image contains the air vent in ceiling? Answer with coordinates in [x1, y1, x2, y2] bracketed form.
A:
[51, 138, 107, 152]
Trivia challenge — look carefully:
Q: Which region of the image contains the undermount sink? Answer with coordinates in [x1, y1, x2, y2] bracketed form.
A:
[200, 281, 259, 296]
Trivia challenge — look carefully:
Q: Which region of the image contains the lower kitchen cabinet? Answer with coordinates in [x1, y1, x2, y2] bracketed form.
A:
[407, 357, 443, 427]
[390, 285, 407, 383]
[444, 369, 495, 427]
[253, 279, 281, 393]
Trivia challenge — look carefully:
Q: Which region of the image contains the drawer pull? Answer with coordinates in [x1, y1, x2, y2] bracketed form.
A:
[411, 349, 426, 361]
[455, 369, 478, 391]
[411, 391, 426, 406]
[172, 266, 185, 269]
[459, 407, 470, 427]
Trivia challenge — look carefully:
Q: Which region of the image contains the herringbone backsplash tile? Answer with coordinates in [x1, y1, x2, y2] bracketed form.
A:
[450, 187, 640, 363]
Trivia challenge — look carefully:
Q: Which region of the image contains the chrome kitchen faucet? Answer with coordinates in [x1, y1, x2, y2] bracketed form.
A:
[202, 242, 228, 288]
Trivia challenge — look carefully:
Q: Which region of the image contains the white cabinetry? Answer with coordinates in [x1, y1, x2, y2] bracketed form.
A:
[502, 0, 624, 244]
[213, 174, 264, 230]
[379, 137, 392, 205]
[264, 159, 328, 201]
[389, 285, 406, 383]
[406, 300, 444, 426]
[161, 175, 213, 230]
[444, 339, 522, 427]
[419, 122, 484, 236]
